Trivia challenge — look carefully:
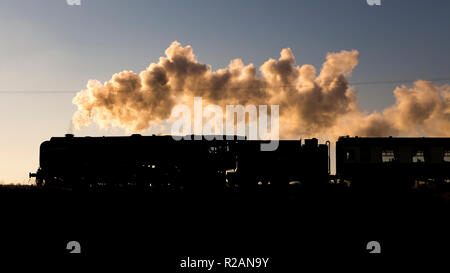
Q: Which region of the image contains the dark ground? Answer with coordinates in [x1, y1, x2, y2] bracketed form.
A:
[0, 184, 448, 270]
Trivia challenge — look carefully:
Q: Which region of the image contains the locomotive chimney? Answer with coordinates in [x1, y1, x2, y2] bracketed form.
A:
[65, 134, 74, 138]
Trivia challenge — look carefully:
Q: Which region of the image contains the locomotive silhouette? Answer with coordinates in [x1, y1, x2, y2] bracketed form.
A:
[29, 134, 450, 190]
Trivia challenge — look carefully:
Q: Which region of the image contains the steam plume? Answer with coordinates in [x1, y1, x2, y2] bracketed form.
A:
[72, 41, 450, 139]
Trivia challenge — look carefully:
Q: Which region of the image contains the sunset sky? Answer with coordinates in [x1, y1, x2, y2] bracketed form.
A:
[1, 0, 450, 183]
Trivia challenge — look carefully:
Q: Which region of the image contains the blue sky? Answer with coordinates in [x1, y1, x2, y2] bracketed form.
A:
[0, 0, 449, 182]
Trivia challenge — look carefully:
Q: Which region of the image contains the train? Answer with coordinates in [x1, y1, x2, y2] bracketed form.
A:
[29, 134, 450, 190]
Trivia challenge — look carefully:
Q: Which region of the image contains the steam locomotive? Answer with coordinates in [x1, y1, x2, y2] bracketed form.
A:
[29, 134, 450, 190]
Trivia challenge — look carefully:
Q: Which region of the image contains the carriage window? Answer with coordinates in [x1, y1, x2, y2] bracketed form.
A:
[382, 150, 396, 162]
[345, 150, 355, 161]
[412, 150, 425, 163]
[444, 150, 450, 162]
[209, 146, 219, 154]
[360, 147, 370, 162]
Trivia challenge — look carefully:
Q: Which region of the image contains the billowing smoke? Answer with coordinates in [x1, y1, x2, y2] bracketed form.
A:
[345, 80, 450, 137]
[72, 41, 450, 139]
